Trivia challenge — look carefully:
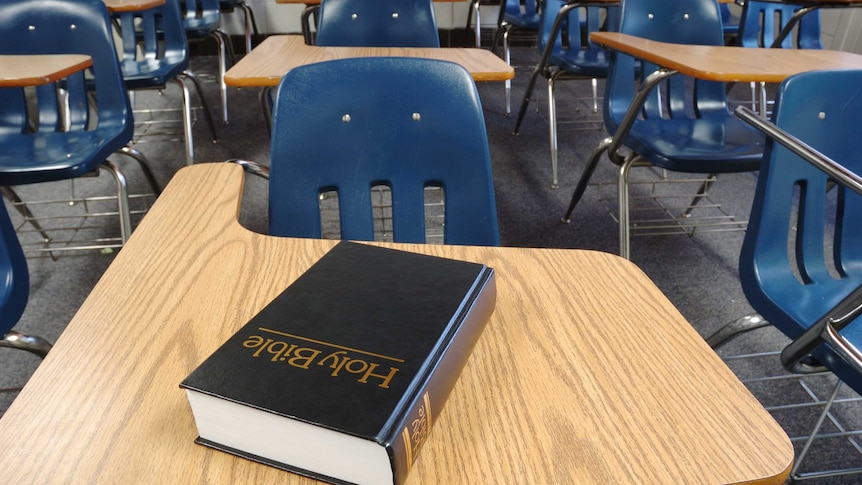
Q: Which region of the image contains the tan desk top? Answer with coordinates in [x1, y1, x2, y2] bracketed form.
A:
[225, 35, 514, 86]
[0, 163, 792, 484]
[102, 0, 165, 11]
[0, 54, 92, 88]
[590, 32, 862, 84]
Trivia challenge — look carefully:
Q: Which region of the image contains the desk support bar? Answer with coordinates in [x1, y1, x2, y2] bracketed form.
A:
[735, 104, 862, 376]
[734, 106, 862, 196]
[562, 68, 677, 220]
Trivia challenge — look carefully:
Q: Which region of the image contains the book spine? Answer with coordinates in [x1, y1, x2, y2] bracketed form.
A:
[386, 268, 497, 485]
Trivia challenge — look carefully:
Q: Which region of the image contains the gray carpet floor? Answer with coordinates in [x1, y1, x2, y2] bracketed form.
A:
[2, 46, 862, 483]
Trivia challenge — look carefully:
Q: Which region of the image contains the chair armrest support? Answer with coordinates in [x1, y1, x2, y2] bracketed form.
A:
[225, 159, 269, 179]
[734, 106, 862, 197]
[780, 285, 862, 374]
[736, 105, 862, 375]
[607, 68, 678, 165]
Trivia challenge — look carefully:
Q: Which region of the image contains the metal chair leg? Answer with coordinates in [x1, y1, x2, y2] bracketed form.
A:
[0, 330, 52, 359]
[99, 159, 131, 243]
[212, 29, 230, 124]
[548, 71, 563, 188]
[0, 186, 52, 244]
[116, 145, 162, 195]
[562, 136, 612, 222]
[237, 1, 258, 53]
[503, 26, 512, 116]
[706, 313, 770, 349]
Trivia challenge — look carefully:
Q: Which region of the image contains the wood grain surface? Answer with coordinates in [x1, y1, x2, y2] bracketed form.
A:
[0, 163, 793, 484]
[0, 55, 92, 88]
[101, 0, 166, 12]
[224, 35, 515, 86]
[591, 32, 862, 84]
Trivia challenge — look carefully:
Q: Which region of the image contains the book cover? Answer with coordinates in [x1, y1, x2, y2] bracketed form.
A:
[180, 241, 496, 485]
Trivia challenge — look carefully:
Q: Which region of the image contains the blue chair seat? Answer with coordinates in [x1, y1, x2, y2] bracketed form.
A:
[120, 55, 187, 87]
[183, 12, 220, 38]
[503, 12, 540, 30]
[625, 117, 764, 172]
[556, 47, 612, 78]
[0, 129, 128, 185]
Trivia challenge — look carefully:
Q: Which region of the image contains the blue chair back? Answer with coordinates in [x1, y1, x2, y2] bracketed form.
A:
[737, 0, 821, 49]
[503, 0, 540, 28]
[740, 69, 862, 393]
[539, 2, 619, 76]
[315, 0, 440, 47]
[0, 202, 29, 338]
[605, 0, 762, 172]
[114, 0, 190, 87]
[268, 57, 499, 246]
[0, 0, 133, 185]
[179, 0, 222, 38]
[720, 3, 740, 35]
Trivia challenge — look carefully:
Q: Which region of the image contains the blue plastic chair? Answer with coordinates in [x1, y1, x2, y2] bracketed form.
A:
[0, 201, 51, 361]
[315, 0, 440, 47]
[737, 0, 822, 115]
[720, 3, 740, 39]
[513, 0, 619, 188]
[259, 0, 441, 132]
[241, 57, 499, 246]
[0, 0, 154, 246]
[113, 0, 220, 165]
[179, 0, 231, 123]
[730, 69, 862, 481]
[491, 0, 540, 115]
[561, 0, 764, 258]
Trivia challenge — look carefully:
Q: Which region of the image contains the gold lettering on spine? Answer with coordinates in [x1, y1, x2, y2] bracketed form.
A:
[402, 391, 433, 472]
[423, 392, 432, 430]
[402, 427, 414, 474]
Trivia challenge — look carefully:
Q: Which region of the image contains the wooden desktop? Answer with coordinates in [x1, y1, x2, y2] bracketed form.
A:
[0, 163, 793, 483]
[224, 35, 514, 87]
[0, 54, 92, 87]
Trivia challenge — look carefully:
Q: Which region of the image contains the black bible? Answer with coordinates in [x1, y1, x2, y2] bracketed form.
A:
[180, 241, 496, 485]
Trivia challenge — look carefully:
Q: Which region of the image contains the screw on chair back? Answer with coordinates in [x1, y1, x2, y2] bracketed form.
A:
[0, 0, 133, 185]
[740, 69, 862, 388]
[315, 0, 440, 47]
[268, 57, 499, 246]
[737, 0, 821, 49]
